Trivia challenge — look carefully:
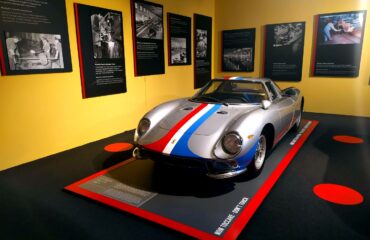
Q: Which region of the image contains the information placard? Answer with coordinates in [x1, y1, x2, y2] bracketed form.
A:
[131, 0, 164, 76]
[194, 14, 212, 89]
[74, 3, 126, 98]
[167, 13, 191, 66]
[222, 28, 255, 72]
[263, 22, 305, 81]
[312, 11, 366, 77]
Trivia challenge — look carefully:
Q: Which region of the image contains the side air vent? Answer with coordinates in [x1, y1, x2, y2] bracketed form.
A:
[217, 110, 228, 115]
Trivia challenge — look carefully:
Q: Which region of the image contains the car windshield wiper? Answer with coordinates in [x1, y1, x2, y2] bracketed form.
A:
[191, 96, 228, 106]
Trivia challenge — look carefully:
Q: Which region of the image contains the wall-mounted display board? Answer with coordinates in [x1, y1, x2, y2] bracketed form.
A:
[167, 13, 191, 66]
[263, 22, 305, 81]
[312, 10, 366, 77]
[131, 0, 164, 76]
[74, 4, 126, 98]
[194, 14, 212, 89]
[222, 28, 255, 72]
[0, 0, 72, 76]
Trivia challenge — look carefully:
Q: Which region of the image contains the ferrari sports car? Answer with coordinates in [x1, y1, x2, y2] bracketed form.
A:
[134, 77, 304, 179]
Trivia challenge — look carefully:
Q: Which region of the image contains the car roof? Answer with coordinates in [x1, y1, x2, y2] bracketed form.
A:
[213, 76, 272, 83]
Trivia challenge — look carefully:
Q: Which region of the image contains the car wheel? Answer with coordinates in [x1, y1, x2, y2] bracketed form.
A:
[132, 147, 143, 159]
[249, 134, 267, 176]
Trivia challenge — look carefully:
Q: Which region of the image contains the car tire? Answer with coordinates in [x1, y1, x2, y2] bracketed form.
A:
[132, 147, 143, 159]
[248, 134, 267, 176]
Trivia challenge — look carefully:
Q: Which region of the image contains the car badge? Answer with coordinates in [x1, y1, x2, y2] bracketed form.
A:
[171, 139, 177, 144]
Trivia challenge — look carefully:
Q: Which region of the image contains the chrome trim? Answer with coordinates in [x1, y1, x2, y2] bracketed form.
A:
[207, 168, 247, 179]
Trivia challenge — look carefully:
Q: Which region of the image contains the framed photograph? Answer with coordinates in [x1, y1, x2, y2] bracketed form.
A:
[312, 10, 366, 77]
[131, 0, 164, 76]
[74, 3, 126, 98]
[167, 13, 191, 66]
[222, 28, 255, 72]
[0, 0, 72, 75]
[194, 14, 212, 89]
[263, 22, 305, 81]
[5, 32, 65, 71]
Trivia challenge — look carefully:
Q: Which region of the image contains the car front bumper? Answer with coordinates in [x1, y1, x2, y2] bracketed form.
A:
[134, 147, 246, 179]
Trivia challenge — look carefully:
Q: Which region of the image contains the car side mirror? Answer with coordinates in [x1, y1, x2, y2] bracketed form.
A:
[261, 100, 272, 110]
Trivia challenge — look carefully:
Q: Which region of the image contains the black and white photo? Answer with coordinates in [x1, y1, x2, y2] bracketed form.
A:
[312, 10, 366, 77]
[264, 22, 305, 81]
[132, 0, 164, 76]
[91, 11, 123, 59]
[0, 0, 72, 75]
[223, 48, 253, 71]
[134, 1, 163, 40]
[222, 28, 255, 72]
[171, 37, 187, 64]
[196, 29, 207, 58]
[273, 23, 304, 50]
[5, 32, 64, 71]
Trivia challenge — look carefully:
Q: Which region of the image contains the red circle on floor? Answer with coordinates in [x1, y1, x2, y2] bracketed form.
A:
[313, 183, 364, 205]
[104, 142, 133, 152]
[333, 135, 364, 144]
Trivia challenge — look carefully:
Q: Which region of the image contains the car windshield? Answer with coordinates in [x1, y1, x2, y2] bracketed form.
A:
[191, 80, 268, 104]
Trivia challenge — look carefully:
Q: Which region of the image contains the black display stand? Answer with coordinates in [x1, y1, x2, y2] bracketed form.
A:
[66, 120, 318, 240]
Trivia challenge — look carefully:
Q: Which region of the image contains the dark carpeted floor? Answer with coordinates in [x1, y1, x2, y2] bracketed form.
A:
[0, 112, 369, 240]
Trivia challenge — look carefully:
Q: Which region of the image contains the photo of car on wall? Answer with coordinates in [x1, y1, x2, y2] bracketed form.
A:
[134, 1, 163, 40]
[223, 47, 253, 71]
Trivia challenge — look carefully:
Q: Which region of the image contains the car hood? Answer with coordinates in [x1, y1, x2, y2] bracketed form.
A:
[158, 101, 259, 136]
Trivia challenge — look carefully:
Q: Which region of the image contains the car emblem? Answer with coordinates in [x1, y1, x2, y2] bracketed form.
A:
[171, 139, 177, 144]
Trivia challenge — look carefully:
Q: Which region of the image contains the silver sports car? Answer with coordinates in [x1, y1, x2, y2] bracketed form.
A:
[133, 77, 304, 179]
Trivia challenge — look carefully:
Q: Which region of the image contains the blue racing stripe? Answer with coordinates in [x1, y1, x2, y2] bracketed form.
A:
[170, 104, 222, 158]
[230, 76, 244, 80]
[236, 140, 258, 167]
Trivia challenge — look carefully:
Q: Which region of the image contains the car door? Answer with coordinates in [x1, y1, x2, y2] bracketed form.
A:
[265, 82, 295, 142]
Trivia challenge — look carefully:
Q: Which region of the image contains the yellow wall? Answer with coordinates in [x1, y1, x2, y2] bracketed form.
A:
[1, 0, 369, 171]
[0, 0, 215, 170]
[215, 0, 370, 117]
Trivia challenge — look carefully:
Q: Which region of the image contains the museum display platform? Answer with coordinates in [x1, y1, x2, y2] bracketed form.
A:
[0, 113, 369, 240]
[65, 120, 317, 240]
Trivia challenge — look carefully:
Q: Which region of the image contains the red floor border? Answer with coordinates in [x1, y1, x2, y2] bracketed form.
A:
[65, 120, 318, 240]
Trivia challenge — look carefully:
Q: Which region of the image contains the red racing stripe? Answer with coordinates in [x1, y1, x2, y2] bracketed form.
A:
[144, 103, 208, 152]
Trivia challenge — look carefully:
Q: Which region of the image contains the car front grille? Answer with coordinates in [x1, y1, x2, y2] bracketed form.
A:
[142, 149, 207, 171]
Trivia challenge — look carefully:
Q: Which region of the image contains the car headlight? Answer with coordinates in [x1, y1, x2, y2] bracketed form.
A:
[137, 118, 150, 136]
[222, 132, 243, 155]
